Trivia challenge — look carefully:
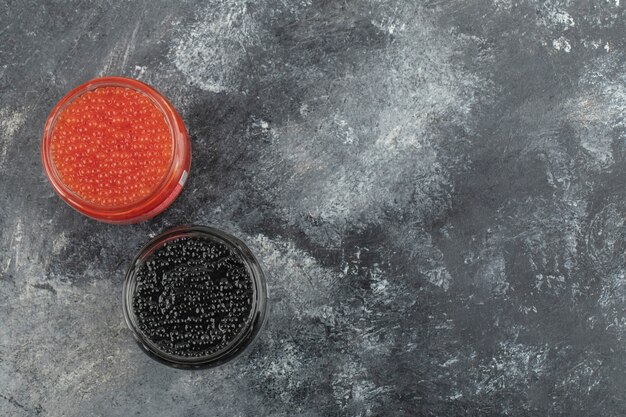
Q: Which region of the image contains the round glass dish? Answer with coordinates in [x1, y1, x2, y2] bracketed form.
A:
[41, 76, 191, 224]
[122, 225, 268, 369]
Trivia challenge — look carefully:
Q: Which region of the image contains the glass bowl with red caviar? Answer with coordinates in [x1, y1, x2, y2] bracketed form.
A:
[41, 77, 190, 224]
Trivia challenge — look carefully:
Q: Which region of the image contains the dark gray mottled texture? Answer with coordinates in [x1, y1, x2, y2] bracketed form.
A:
[1, 0, 625, 415]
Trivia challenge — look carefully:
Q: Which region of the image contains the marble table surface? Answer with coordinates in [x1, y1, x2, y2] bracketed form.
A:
[1, 0, 625, 415]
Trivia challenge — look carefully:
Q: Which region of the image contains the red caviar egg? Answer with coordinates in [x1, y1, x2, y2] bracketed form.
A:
[50, 86, 173, 207]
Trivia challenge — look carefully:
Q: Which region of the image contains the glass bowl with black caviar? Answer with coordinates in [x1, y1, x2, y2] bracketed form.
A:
[122, 225, 267, 369]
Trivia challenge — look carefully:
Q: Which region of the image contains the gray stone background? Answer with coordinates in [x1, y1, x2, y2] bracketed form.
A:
[1, 0, 625, 415]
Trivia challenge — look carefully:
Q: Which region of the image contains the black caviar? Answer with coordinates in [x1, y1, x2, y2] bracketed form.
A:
[132, 235, 254, 358]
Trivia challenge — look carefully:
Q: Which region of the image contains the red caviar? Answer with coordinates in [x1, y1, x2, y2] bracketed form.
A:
[42, 77, 191, 224]
[51, 87, 173, 207]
